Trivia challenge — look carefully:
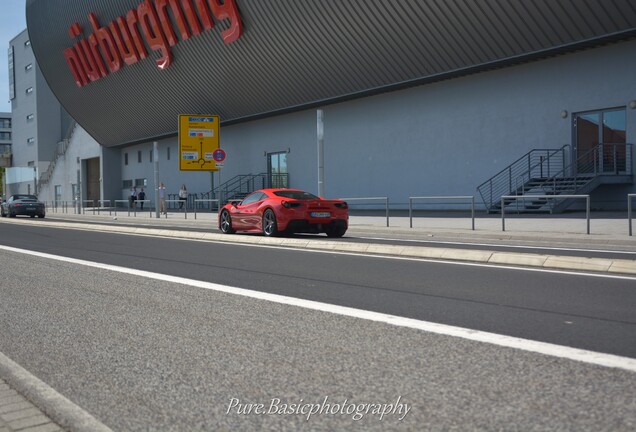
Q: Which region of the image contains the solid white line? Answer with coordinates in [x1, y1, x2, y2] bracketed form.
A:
[1, 244, 635, 373]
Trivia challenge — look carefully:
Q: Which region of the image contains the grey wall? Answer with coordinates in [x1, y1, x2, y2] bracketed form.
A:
[93, 39, 636, 210]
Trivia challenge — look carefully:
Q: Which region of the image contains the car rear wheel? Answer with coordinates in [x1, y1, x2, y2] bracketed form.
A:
[262, 209, 279, 237]
[326, 225, 347, 238]
[219, 210, 235, 234]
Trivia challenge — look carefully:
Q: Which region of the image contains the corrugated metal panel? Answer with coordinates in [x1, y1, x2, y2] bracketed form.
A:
[25, 0, 636, 147]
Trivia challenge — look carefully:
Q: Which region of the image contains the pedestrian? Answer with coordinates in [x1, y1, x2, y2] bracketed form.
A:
[129, 186, 137, 208]
[178, 184, 188, 210]
[138, 188, 146, 210]
[159, 182, 166, 214]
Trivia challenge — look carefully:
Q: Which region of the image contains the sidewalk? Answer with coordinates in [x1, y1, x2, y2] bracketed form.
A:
[45, 208, 636, 250]
[0, 378, 62, 432]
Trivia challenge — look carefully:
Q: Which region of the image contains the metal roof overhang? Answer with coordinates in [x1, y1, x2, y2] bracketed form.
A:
[25, 0, 636, 148]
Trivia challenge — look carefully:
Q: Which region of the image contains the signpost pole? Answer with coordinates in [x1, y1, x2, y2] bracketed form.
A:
[153, 141, 160, 218]
[317, 109, 324, 196]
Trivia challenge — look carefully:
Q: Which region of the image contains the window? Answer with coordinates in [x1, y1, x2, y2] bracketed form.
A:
[134, 178, 146, 187]
[25, 63, 33, 71]
[27, 161, 34, 167]
[27, 137, 35, 144]
[123, 180, 133, 189]
[241, 192, 266, 205]
[26, 87, 33, 94]
[124, 153, 128, 165]
[54, 185, 62, 203]
[149, 149, 153, 162]
[0, 132, 10, 140]
[0, 118, 10, 128]
[26, 114, 34, 121]
[138, 150, 142, 163]
[167, 146, 170, 160]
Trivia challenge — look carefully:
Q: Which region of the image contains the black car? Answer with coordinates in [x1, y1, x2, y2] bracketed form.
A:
[1, 194, 46, 218]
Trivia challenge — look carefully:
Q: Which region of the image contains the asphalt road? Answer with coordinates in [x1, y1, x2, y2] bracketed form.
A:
[1, 222, 636, 430]
[43, 215, 636, 261]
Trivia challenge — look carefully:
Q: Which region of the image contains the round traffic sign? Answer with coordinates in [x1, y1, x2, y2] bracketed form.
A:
[213, 148, 226, 162]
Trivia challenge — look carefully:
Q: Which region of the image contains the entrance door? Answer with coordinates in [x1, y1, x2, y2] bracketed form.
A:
[85, 157, 101, 204]
[267, 152, 288, 188]
[574, 108, 626, 174]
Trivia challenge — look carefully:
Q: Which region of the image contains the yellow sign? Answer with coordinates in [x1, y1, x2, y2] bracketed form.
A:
[178, 114, 220, 171]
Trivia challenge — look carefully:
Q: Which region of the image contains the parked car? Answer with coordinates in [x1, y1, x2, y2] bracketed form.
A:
[1, 194, 46, 218]
[219, 188, 348, 237]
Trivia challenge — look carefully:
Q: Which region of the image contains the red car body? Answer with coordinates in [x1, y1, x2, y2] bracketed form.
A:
[218, 188, 348, 237]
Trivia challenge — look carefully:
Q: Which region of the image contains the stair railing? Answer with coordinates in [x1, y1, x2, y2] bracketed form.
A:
[539, 143, 633, 199]
[477, 145, 569, 211]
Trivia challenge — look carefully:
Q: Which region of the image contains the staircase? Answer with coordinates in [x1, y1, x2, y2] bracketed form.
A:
[477, 143, 633, 213]
[210, 173, 289, 204]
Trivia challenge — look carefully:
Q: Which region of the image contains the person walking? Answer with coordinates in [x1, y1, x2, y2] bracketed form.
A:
[129, 186, 137, 208]
[137, 188, 146, 210]
[178, 184, 188, 210]
[159, 182, 166, 214]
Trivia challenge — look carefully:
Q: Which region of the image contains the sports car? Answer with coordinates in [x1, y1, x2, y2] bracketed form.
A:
[219, 188, 348, 237]
[1, 194, 46, 218]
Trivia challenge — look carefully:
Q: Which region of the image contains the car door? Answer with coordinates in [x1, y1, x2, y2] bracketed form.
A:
[232, 192, 265, 229]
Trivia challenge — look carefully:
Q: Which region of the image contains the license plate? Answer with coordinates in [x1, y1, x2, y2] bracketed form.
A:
[310, 212, 331, 218]
[27, 207, 36, 211]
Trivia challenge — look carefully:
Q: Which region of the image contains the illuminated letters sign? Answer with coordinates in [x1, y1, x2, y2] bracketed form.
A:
[178, 114, 221, 171]
[63, 0, 243, 87]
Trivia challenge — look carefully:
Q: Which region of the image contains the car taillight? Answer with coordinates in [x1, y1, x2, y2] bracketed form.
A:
[281, 201, 301, 208]
[13, 203, 22, 207]
[334, 202, 348, 209]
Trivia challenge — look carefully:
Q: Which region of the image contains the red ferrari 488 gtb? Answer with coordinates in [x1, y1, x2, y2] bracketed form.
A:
[218, 188, 348, 237]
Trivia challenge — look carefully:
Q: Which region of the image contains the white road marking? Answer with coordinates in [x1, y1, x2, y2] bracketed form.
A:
[2, 244, 635, 373]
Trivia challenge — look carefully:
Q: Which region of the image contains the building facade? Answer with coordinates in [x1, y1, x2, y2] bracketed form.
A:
[15, 1, 636, 210]
[0, 112, 10, 167]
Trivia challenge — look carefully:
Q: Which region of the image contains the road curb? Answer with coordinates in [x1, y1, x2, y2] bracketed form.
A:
[0, 351, 113, 432]
[3, 218, 636, 275]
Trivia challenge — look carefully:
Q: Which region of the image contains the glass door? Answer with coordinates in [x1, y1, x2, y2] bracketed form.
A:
[267, 152, 288, 188]
[574, 112, 599, 174]
[574, 109, 626, 174]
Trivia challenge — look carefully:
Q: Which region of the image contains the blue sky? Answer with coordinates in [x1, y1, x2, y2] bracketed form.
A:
[1, 0, 27, 113]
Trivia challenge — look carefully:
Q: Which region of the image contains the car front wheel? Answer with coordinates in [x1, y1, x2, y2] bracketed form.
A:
[262, 209, 279, 237]
[219, 210, 235, 234]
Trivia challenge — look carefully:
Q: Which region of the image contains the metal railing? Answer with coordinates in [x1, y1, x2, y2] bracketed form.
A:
[162, 199, 188, 218]
[477, 146, 569, 211]
[339, 197, 389, 227]
[97, 200, 112, 215]
[194, 199, 219, 219]
[501, 195, 590, 234]
[409, 196, 475, 230]
[529, 143, 633, 212]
